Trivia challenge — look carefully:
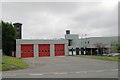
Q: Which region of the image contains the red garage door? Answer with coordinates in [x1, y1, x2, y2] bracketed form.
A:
[38, 44, 50, 57]
[54, 44, 65, 56]
[21, 44, 34, 58]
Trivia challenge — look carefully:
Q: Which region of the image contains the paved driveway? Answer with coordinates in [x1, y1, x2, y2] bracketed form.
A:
[2, 56, 118, 78]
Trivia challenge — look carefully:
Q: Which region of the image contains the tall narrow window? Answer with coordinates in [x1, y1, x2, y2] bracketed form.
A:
[68, 39, 72, 46]
[88, 41, 89, 44]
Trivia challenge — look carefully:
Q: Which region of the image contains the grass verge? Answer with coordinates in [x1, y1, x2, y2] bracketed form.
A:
[79, 55, 120, 62]
[0, 55, 28, 71]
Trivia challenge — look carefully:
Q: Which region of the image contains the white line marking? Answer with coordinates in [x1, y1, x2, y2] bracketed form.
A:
[4, 69, 118, 77]
[54, 72, 68, 75]
[70, 72, 77, 74]
[3, 74, 16, 76]
[30, 74, 44, 76]
[95, 70, 104, 72]
[70, 71, 88, 74]
[80, 71, 88, 73]
[111, 69, 118, 71]
[76, 72, 80, 74]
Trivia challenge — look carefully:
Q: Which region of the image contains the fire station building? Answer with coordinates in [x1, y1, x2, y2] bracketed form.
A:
[16, 39, 68, 58]
[15, 22, 118, 58]
[16, 30, 118, 58]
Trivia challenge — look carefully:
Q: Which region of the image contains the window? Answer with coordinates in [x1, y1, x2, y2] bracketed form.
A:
[68, 40, 72, 46]
[88, 41, 89, 44]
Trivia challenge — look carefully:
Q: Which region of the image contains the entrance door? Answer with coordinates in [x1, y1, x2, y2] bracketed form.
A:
[21, 44, 34, 58]
[54, 44, 65, 56]
[38, 44, 50, 57]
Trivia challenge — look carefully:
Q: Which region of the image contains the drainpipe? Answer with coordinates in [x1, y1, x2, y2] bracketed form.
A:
[96, 49, 99, 55]
[72, 48, 73, 56]
[91, 48, 92, 56]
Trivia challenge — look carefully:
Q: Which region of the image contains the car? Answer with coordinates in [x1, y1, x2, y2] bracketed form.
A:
[102, 54, 108, 56]
[112, 53, 120, 57]
[106, 53, 120, 57]
[107, 53, 113, 57]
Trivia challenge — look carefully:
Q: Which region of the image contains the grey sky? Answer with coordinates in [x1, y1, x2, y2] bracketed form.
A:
[2, 1, 119, 39]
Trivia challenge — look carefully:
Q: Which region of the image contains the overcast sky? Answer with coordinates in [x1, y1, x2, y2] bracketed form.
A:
[2, 0, 119, 39]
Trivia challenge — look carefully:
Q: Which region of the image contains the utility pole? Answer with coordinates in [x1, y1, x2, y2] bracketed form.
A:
[85, 34, 87, 55]
[81, 34, 84, 55]
[81, 34, 87, 55]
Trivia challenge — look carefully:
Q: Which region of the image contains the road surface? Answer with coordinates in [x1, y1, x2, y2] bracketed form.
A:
[2, 56, 118, 78]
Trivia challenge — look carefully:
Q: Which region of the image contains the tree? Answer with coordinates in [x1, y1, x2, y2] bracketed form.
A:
[0, 22, 2, 49]
[1, 21, 17, 56]
[112, 45, 120, 50]
[94, 42, 107, 55]
[112, 45, 120, 53]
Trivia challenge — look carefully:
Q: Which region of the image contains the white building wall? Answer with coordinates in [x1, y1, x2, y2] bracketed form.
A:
[16, 44, 21, 58]
[50, 44, 54, 57]
[78, 37, 118, 48]
[34, 44, 38, 58]
[16, 39, 68, 58]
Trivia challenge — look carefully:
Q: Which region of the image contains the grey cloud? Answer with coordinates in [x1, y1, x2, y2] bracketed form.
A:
[66, 5, 118, 37]
[2, 2, 118, 39]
